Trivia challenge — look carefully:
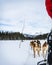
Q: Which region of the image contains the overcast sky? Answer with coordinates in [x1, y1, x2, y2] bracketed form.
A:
[0, 0, 52, 35]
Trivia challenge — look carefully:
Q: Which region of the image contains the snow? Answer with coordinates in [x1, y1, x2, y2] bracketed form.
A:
[0, 40, 47, 65]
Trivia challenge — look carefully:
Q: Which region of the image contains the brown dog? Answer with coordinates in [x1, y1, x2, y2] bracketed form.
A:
[42, 41, 48, 59]
[30, 40, 41, 58]
[30, 40, 35, 49]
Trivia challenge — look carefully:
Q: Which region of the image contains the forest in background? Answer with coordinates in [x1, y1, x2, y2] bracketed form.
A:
[0, 31, 48, 40]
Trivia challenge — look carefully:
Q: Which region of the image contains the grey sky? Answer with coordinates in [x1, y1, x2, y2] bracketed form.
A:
[0, 0, 52, 35]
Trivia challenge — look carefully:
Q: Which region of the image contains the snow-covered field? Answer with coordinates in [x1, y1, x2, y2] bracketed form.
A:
[0, 40, 47, 65]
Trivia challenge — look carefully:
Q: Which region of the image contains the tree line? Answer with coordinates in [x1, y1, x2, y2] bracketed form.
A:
[0, 31, 48, 40]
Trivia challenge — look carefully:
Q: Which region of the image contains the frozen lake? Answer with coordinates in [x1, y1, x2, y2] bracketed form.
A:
[0, 40, 47, 65]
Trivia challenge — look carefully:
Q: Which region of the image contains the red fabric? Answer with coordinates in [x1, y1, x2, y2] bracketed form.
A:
[45, 0, 52, 18]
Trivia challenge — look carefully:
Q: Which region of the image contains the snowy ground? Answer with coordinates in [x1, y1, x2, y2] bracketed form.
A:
[0, 40, 47, 65]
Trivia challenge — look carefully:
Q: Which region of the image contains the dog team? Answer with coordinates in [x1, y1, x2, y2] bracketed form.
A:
[30, 40, 48, 59]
